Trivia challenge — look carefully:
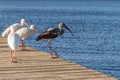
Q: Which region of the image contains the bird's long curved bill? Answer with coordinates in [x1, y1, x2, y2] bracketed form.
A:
[64, 26, 74, 37]
[34, 27, 41, 34]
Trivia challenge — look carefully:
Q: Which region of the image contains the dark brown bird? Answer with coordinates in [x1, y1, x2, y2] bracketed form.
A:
[36, 23, 74, 58]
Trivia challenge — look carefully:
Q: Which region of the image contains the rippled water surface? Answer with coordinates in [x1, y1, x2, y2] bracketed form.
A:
[0, 0, 120, 79]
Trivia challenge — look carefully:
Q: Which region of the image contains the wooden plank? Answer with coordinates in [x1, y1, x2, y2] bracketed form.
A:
[0, 38, 117, 80]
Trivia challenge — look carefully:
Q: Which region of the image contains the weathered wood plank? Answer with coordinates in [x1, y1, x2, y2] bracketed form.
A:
[0, 38, 117, 80]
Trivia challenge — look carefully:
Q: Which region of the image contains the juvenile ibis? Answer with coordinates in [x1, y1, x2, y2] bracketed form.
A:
[7, 26, 20, 63]
[16, 25, 39, 50]
[36, 23, 74, 58]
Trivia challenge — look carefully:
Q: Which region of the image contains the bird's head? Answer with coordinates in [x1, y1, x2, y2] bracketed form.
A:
[58, 23, 74, 37]
[30, 25, 39, 33]
[21, 19, 28, 26]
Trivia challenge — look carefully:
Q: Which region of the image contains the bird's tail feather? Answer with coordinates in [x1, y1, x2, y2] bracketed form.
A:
[36, 35, 42, 41]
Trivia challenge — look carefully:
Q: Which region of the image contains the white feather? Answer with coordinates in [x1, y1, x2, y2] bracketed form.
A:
[16, 25, 36, 40]
[1, 27, 10, 38]
[1, 23, 24, 38]
[7, 27, 20, 51]
[47, 28, 54, 31]
[1, 19, 29, 38]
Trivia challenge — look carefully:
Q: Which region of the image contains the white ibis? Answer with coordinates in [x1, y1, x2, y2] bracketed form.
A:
[36, 23, 74, 58]
[7, 26, 20, 63]
[16, 25, 39, 50]
[1, 19, 28, 38]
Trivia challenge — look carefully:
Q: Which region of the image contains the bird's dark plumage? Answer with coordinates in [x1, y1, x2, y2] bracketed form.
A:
[36, 28, 64, 41]
[36, 23, 73, 58]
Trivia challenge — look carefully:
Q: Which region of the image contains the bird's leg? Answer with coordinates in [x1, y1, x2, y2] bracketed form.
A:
[13, 50, 17, 63]
[10, 49, 14, 63]
[46, 40, 52, 53]
[22, 40, 25, 50]
[21, 40, 28, 51]
[47, 40, 58, 58]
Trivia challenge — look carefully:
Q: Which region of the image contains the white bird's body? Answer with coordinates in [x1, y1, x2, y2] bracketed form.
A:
[7, 26, 20, 63]
[15, 25, 38, 50]
[1, 19, 38, 51]
[16, 26, 35, 40]
[7, 31, 20, 50]
[1, 19, 29, 38]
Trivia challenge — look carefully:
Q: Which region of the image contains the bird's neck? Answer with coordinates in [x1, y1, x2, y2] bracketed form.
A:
[28, 30, 34, 36]
[22, 23, 29, 27]
[59, 29, 64, 36]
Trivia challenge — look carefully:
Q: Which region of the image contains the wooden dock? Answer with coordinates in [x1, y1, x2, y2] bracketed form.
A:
[0, 38, 117, 80]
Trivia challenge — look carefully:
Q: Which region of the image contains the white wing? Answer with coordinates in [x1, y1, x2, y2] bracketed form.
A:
[16, 27, 29, 40]
[1, 23, 24, 38]
[16, 27, 34, 40]
[7, 33, 20, 50]
[1, 27, 10, 38]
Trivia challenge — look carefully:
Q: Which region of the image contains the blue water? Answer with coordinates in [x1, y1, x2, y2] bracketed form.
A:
[0, 0, 120, 79]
